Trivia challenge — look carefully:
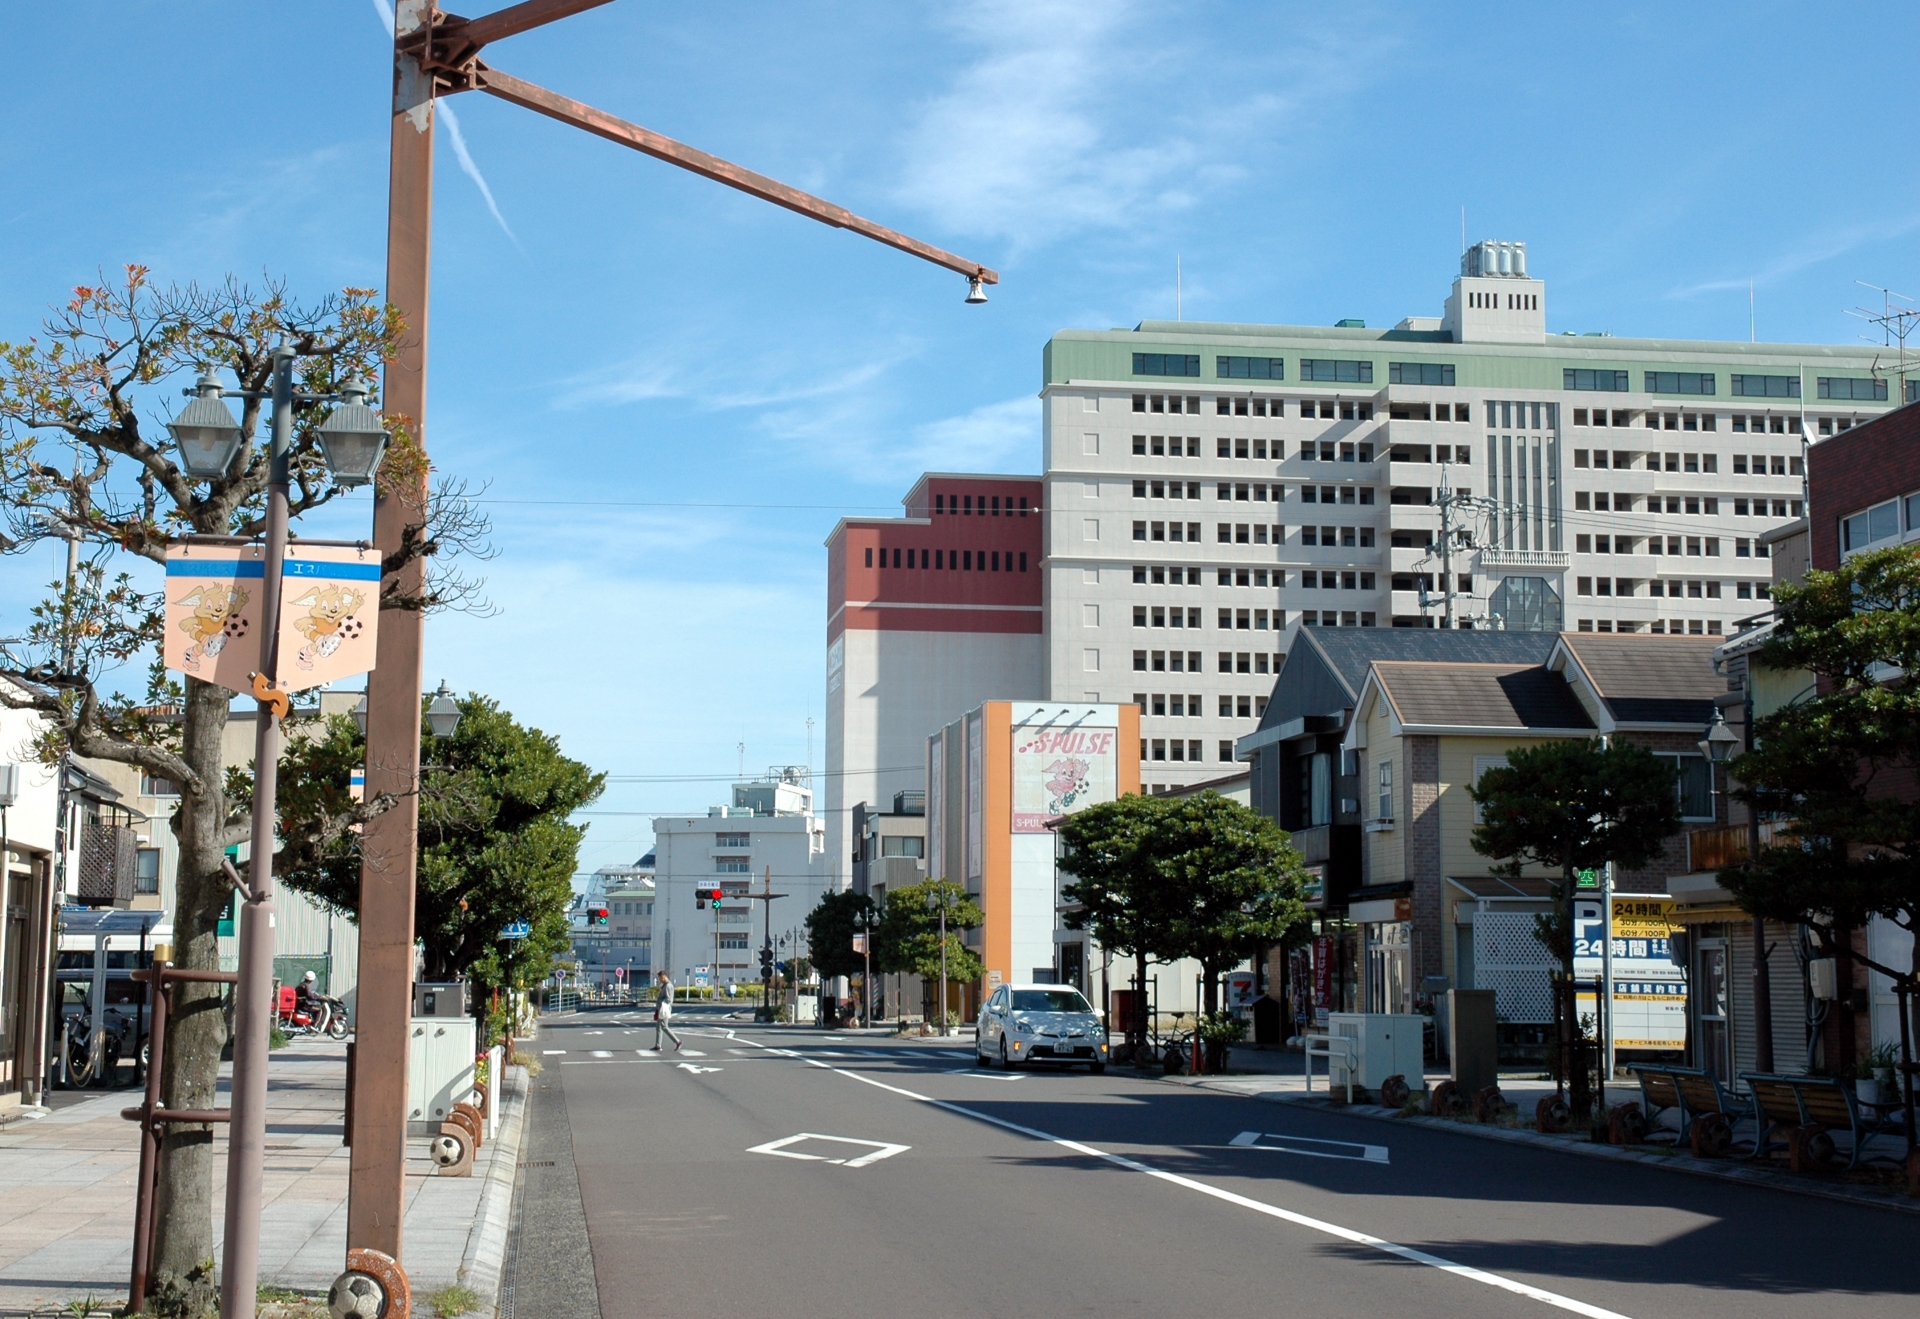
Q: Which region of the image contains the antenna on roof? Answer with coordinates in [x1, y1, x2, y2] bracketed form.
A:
[1176, 254, 1183, 322]
[1460, 207, 1466, 256]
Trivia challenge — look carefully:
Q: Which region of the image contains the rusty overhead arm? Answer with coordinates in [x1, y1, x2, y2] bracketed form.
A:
[404, 1, 999, 285]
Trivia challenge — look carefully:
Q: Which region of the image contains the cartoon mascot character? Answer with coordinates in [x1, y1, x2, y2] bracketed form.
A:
[290, 584, 366, 672]
[175, 584, 250, 672]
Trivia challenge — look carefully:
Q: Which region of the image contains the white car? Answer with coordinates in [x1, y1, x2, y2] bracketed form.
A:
[976, 983, 1108, 1072]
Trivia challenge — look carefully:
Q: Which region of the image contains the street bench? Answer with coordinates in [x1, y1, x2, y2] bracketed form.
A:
[1741, 1072, 1897, 1172]
[1627, 1064, 1757, 1155]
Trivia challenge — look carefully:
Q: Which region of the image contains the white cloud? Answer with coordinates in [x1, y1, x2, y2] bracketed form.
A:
[1666, 211, 1920, 300]
[889, 1, 1372, 254]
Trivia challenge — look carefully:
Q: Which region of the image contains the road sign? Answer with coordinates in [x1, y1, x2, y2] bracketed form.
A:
[1575, 867, 1601, 890]
[614, 967, 626, 980]
[552, 971, 566, 986]
[501, 921, 531, 940]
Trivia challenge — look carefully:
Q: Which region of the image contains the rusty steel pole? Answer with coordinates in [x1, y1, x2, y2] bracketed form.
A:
[346, 0, 433, 1265]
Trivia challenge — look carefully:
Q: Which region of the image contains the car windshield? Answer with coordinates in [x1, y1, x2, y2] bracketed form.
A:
[1010, 990, 1092, 1014]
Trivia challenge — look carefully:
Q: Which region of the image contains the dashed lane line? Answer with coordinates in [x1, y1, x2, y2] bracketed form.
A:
[729, 1035, 1634, 1319]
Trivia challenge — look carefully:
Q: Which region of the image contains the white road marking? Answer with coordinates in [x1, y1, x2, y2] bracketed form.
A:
[591, 1050, 613, 1058]
[542, 1049, 566, 1055]
[736, 1038, 1633, 1319]
[1229, 1130, 1389, 1164]
[677, 1062, 722, 1075]
[746, 1132, 909, 1168]
[945, 1068, 1026, 1081]
[681, 1049, 707, 1057]
[585, 1030, 604, 1036]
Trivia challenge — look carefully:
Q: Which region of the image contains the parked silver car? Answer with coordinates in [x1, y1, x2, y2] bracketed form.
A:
[975, 983, 1107, 1072]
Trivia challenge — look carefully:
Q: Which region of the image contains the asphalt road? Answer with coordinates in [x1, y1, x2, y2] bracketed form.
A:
[511, 1007, 1917, 1319]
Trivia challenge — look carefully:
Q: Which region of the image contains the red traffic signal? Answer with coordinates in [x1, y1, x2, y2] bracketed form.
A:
[590, 907, 608, 927]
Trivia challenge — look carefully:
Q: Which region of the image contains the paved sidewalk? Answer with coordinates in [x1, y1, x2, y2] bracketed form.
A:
[0, 1040, 527, 1317]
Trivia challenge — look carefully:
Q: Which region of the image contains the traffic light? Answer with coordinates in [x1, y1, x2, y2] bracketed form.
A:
[758, 946, 774, 976]
[695, 888, 707, 910]
[591, 907, 608, 927]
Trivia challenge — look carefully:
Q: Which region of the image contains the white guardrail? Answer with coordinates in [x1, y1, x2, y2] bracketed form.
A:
[1303, 1034, 1357, 1103]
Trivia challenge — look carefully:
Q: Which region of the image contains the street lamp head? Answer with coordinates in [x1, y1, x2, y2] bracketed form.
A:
[426, 680, 462, 739]
[1698, 709, 1740, 764]
[314, 382, 389, 487]
[351, 693, 369, 738]
[167, 373, 245, 480]
[965, 276, 989, 305]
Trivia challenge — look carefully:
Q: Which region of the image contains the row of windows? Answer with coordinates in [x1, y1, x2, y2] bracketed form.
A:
[1575, 577, 1772, 600]
[1467, 291, 1538, 311]
[1574, 408, 1861, 436]
[1132, 606, 1330, 631]
[1562, 370, 1858, 399]
[1132, 692, 1273, 719]
[1144, 738, 1228, 763]
[1130, 565, 1293, 588]
[1387, 402, 1473, 421]
[1573, 533, 1785, 557]
[1573, 492, 1799, 520]
[1840, 491, 1920, 552]
[1128, 434, 1381, 459]
[1129, 479, 1380, 505]
[1579, 618, 1724, 635]
[1132, 394, 1380, 421]
[1573, 448, 1804, 474]
[1130, 520, 1382, 546]
[932, 492, 1031, 516]
[865, 546, 1029, 571]
[1133, 649, 1282, 674]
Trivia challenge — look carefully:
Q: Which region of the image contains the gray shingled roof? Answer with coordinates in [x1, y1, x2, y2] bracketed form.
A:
[1259, 627, 1564, 732]
[1557, 633, 1722, 727]
[1372, 661, 1596, 732]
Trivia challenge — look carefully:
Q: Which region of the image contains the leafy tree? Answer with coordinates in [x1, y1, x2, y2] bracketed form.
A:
[873, 878, 982, 1023]
[0, 270, 493, 1307]
[1057, 795, 1179, 1047]
[270, 694, 603, 1005]
[1721, 544, 1920, 1067]
[804, 888, 876, 982]
[1471, 739, 1679, 1116]
[1153, 793, 1311, 1014]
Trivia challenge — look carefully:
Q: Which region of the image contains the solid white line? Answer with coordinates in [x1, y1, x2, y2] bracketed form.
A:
[733, 1037, 1633, 1319]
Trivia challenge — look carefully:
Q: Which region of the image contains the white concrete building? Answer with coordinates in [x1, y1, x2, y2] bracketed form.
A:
[1039, 239, 1899, 795]
[651, 772, 827, 989]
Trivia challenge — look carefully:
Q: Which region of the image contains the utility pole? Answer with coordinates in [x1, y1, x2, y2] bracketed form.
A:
[1419, 461, 1493, 629]
[351, 4, 997, 1298]
[937, 886, 950, 1036]
[747, 866, 788, 1019]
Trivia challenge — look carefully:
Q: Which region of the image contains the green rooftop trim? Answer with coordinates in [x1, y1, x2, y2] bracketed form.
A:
[1045, 323, 1890, 391]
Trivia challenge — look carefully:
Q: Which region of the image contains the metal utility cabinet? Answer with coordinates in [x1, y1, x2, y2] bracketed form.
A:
[406, 1015, 477, 1136]
[1326, 1013, 1426, 1090]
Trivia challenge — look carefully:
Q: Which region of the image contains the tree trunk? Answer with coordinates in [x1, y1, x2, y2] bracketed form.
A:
[150, 677, 233, 1312]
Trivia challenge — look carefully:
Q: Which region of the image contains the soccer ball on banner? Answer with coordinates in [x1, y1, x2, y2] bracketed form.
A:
[329, 1271, 387, 1318]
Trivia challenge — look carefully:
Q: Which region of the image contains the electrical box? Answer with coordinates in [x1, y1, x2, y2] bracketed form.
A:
[413, 981, 467, 1018]
[407, 1015, 477, 1136]
[1808, 958, 1837, 1002]
[1326, 1013, 1427, 1090]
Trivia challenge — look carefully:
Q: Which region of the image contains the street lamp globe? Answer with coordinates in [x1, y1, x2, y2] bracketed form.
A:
[1698, 709, 1740, 764]
[314, 383, 389, 486]
[426, 680, 462, 739]
[166, 373, 244, 479]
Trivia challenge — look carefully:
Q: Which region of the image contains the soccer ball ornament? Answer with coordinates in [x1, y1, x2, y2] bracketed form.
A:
[329, 1270, 387, 1318]
[431, 1132, 467, 1167]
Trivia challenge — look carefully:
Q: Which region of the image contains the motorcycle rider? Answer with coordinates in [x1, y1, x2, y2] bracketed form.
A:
[295, 970, 321, 1021]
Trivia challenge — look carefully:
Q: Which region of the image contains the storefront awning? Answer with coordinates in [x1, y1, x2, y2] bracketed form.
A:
[1446, 875, 1555, 901]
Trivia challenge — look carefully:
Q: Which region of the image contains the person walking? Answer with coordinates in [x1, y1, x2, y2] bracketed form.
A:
[652, 971, 684, 1052]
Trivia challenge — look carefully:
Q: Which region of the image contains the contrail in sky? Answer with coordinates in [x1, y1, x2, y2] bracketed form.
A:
[370, 0, 521, 248]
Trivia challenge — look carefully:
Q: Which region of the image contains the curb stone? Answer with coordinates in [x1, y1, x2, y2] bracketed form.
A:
[1175, 1076, 1920, 1218]
[451, 1064, 530, 1318]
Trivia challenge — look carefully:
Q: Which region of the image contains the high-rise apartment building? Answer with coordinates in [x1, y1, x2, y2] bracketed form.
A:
[822, 474, 1045, 888]
[1040, 240, 1899, 794]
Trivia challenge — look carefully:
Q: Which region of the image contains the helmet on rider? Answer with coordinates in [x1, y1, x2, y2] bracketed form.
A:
[303, 971, 317, 984]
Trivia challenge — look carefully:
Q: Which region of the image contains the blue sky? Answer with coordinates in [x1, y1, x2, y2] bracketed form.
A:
[4, 1, 1918, 875]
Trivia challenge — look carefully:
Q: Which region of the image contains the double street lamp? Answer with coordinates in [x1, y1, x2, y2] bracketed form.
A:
[165, 351, 388, 1319]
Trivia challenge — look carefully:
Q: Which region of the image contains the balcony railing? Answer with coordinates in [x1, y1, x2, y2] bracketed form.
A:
[1687, 819, 1792, 873]
[1475, 548, 1570, 570]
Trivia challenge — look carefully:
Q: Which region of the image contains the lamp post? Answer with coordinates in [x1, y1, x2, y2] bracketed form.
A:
[1699, 707, 1769, 1072]
[166, 354, 387, 1319]
[936, 885, 951, 1037]
[853, 903, 876, 1029]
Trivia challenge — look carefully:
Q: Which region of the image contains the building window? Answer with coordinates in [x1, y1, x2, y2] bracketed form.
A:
[716, 859, 752, 874]
[863, 547, 873, 567]
[1644, 371, 1716, 396]
[1730, 374, 1801, 398]
[141, 774, 180, 797]
[1300, 359, 1374, 383]
[1387, 362, 1455, 385]
[134, 847, 161, 895]
[1843, 499, 1901, 552]
[1656, 752, 1715, 821]
[1133, 353, 1200, 377]
[1816, 376, 1888, 401]
[1563, 369, 1630, 391]
[1217, 356, 1285, 379]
